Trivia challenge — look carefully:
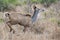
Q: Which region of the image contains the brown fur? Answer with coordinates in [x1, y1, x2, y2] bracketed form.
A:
[5, 12, 33, 33]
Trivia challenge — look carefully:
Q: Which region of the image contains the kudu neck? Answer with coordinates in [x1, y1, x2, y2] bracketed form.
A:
[32, 8, 40, 23]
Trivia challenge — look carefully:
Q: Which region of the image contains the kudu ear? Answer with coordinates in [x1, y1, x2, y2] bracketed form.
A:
[33, 5, 37, 10]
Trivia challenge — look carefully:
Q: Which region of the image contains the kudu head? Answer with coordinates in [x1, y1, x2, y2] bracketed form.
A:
[32, 5, 45, 23]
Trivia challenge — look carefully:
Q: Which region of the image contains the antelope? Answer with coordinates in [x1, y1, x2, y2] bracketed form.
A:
[5, 5, 44, 33]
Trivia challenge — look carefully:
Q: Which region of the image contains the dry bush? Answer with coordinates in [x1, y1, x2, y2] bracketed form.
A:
[51, 27, 60, 40]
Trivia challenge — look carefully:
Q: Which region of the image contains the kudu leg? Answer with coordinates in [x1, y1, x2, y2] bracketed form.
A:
[23, 27, 27, 32]
[6, 22, 15, 33]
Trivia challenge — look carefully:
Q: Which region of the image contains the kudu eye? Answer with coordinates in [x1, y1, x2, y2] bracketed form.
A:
[42, 9, 44, 11]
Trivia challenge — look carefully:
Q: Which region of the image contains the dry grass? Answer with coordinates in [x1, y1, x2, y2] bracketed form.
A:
[0, 2, 60, 40]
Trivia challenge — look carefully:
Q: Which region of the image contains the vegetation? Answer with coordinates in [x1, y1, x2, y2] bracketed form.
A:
[0, 0, 19, 11]
[0, 19, 3, 23]
[57, 20, 60, 26]
[0, 0, 58, 11]
[30, 0, 57, 7]
[0, 0, 60, 40]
